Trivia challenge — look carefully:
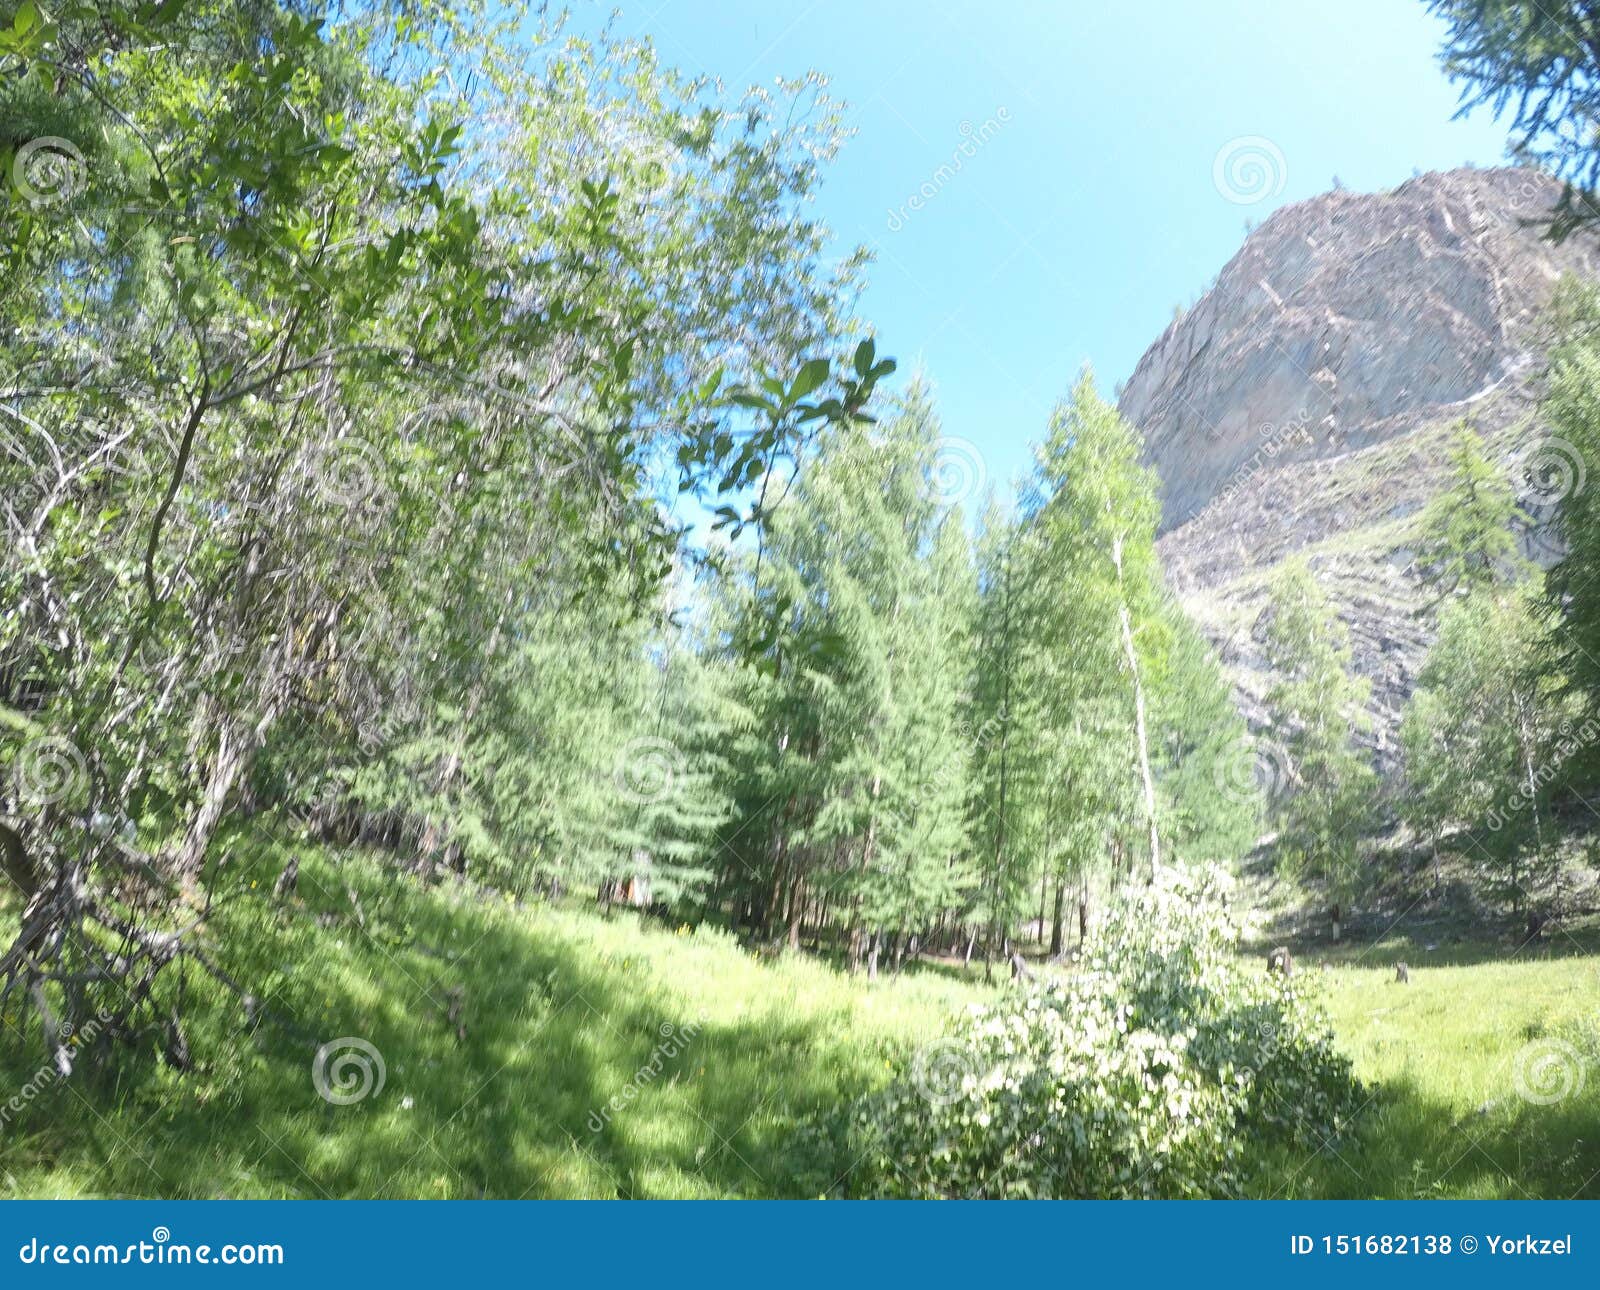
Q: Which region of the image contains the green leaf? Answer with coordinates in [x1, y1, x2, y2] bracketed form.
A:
[789, 357, 831, 402]
[853, 338, 875, 379]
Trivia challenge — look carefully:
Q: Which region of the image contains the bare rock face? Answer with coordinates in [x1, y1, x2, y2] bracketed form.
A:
[1123, 167, 1598, 531]
[1122, 168, 1600, 769]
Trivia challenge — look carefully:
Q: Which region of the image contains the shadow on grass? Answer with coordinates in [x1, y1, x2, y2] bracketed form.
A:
[1246, 1071, 1600, 1200]
[9, 841, 1593, 1200]
[0, 848, 873, 1199]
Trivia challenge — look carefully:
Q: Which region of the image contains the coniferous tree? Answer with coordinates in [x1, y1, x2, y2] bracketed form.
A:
[1152, 606, 1261, 863]
[1415, 422, 1527, 602]
[1541, 283, 1600, 789]
[965, 496, 1032, 958]
[1402, 422, 1544, 903]
[714, 384, 973, 967]
[1428, 1, 1600, 239]
[961, 374, 1255, 958]
[1262, 559, 1377, 940]
[1026, 373, 1167, 882]
[1402, 586, 1568, 921]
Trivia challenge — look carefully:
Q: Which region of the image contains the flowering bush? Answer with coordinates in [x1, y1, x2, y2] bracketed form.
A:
[840, 864, 1361, 1197]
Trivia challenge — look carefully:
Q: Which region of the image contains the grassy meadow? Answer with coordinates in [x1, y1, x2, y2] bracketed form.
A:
[1267, 940, 1600, 1198]
[0, 838, 993, 1199]
[1, 838, 1596, 1199]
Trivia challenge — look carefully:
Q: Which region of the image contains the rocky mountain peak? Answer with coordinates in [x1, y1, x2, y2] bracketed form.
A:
[1122, 167, 1599, 532]
[1121, 167, 1600, 766]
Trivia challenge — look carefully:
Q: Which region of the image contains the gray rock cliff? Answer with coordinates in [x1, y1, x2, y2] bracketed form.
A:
[1121, 168, 1600, 767]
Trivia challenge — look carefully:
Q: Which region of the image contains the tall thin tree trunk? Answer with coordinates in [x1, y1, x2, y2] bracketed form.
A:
[1111, 531, 1161, 876]
[173, 684, 284, 887]
[1517, 692, 1543, 920]
[1049, 876, 1064, 957]
[989, 543, 1013, 968]
[786, 876, 804, 950]
[766, 802, 792, 941]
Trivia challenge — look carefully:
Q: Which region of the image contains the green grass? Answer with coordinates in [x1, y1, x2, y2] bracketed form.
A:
[1248, 947, 1600, 1198]
[2, 840, 1596, 1198]
[0, 840, 994, 1199]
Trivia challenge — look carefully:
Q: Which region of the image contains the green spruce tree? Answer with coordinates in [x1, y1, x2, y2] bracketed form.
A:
[1262, 559, 1377, 940]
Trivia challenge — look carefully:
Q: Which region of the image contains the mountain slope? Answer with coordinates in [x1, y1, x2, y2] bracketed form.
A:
[1121, 167, 1600, 764]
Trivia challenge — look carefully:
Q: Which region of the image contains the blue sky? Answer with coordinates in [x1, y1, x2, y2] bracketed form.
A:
[597, 0, 1514, 496]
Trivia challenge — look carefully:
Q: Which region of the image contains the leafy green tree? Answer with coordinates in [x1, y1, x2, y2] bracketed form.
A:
[0, 1, 891, 1059]
[1151, 606, 1260, 863]
[1026, 373, 1166, 881]
[961, 375, 1253, 961]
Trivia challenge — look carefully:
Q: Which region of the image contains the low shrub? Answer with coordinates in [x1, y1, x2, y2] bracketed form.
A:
[838, 864, 1362, 1197]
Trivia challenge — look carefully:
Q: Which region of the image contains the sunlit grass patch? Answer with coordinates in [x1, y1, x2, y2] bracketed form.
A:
[0, 841, 992, 1199]
[1251, 950, 1600, 1198]
[4, 838, 1594, 1199]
